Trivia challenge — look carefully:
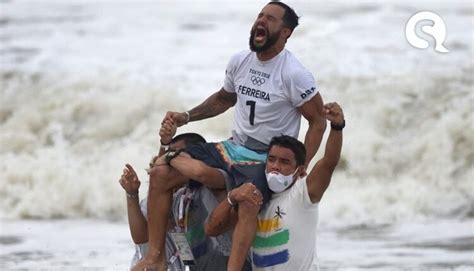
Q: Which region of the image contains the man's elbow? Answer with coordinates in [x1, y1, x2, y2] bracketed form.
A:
[326, 155, 340, 170]
[309, 116, 327, 133]
[317, 117, 327, 131]
[204, 223, 221, 237]
[321, 154, 340, 171]
[328, 161, 339, 172]
[193, 167, 225, 189]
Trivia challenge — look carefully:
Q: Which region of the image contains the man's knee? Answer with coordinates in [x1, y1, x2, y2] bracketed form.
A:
[149, 167, 172, 191]
[149, 165, 189, 192]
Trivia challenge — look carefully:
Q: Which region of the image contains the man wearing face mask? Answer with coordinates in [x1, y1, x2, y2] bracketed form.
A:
[206, 102, 344, 271]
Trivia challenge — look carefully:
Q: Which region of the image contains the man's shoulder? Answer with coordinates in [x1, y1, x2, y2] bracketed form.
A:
[281, 50, 312, 76]
[282, 49, 305, 65]
[290, 177, 319, 209]
[232, 49, 252, 58]
[269, 177, 309, 204]
[293, 176, 308, 192]
[228, 49, 253, 65]
[279, 52, 316, 92]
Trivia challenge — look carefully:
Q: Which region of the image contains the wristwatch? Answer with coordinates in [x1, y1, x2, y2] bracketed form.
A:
[160, 140, 170, 152]
[160, 144, 170, 152]
[165, 149, 182, 164]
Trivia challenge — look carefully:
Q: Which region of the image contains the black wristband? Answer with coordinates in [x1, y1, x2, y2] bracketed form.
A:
[160, 140, 171, 152]
[331, 120, 345, 131]
[165, 149, 182, 164]
[160, 139, 171, 145]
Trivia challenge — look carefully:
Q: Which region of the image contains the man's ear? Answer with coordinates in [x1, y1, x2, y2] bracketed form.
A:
[281, 28, 292, 40]
[297, 166, 306, 178]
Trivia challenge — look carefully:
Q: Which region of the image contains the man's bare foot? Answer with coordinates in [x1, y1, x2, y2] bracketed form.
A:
[130, 255, 166, 271]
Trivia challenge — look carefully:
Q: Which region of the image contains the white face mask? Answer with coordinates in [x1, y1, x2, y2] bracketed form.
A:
[266, 169, 298, 193]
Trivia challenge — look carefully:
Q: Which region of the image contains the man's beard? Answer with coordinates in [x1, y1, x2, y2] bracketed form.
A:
[249, 27, 281, 53]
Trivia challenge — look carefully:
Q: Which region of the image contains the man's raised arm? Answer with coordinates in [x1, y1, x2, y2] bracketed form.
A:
[306, 102, 344, 203]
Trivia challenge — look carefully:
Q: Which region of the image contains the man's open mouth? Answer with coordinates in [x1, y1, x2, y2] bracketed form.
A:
[254, 26, 267, 43]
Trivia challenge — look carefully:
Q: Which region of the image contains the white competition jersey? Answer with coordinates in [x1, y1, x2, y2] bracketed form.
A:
[223, 49, 318, 148]
[251, 177, 320, 271]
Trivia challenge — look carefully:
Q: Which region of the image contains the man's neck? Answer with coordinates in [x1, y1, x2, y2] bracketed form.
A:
[256, 44, 285, 61]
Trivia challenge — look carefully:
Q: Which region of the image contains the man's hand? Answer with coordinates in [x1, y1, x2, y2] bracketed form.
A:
[229, 183, 263, 206]
[159, 119, 177, 144]
[323, 102, 344, 125]
[163, 111, 188, 127]
[119, 164, 140, 195]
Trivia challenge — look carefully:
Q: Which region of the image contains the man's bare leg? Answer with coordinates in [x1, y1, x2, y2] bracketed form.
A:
[131, 164, 188, 271]
[227, 201, 259, 271]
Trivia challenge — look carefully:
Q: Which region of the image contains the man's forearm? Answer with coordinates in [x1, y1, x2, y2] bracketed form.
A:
[188, 88, 236, 122]
[205, 199, 236, 236]
[127, 197, 148, 244]
[304, 118, 327, 168]
[324, 128, 343, 167]
[169, 154, 226, 189]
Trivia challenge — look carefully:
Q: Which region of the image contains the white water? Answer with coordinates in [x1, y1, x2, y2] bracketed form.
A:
[1, 219, 472, 270]
[1, 0, 473, 269]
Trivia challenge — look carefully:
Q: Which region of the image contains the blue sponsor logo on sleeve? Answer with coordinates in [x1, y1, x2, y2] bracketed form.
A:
[300, 87, 316, 99]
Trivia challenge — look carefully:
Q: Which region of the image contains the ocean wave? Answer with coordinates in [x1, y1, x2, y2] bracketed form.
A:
[0, 0, 472, 225]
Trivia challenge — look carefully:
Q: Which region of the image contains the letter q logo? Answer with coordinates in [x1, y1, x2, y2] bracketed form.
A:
[405, 11, 449, 53]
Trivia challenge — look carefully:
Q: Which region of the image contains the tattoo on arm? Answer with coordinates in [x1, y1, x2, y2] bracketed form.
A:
[188, 88, 237, 121]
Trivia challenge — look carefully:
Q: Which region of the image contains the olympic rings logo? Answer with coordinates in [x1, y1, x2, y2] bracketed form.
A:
[251, 75, 266, 86]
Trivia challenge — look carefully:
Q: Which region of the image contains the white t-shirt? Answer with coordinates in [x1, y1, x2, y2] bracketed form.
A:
[251, 177, 320, 271]
[224, 49, 318, 148]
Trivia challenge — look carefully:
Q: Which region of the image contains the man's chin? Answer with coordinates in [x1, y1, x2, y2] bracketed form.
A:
[250, 41, 267, 52]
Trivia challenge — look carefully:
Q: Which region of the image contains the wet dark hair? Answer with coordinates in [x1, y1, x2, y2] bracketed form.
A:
[268, 1, 299, 33]
[268, 135, 306, 166]
[171, 133, 206, 146]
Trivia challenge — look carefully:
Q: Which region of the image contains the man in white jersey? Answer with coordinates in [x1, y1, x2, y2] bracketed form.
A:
[207, 102, 345, 271]
[133, 2, 327, 270]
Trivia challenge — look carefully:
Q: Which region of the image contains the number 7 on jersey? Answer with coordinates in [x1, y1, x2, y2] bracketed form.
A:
[246, 100, 256, 125]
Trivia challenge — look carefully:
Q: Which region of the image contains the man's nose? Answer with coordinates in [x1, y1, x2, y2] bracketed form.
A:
[270, 162, 280, 172]
[256, 16, 267, 25]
